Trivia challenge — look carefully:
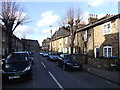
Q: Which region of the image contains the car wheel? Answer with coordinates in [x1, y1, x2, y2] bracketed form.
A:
[57, 62, 59, 66]
[63, 64, 67, 71]
[29, 71, 32, 79]
[79, 65, 82, 71]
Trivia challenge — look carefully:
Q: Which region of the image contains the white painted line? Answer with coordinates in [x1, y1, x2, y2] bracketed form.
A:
[76, 80, 81, 83]
[41, 62, 46, 68]
[48, 71, 64, 90]
[33, 81, 36, 86]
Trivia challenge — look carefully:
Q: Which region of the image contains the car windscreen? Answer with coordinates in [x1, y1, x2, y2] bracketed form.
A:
[44, 52, 48, 54]
[6, 53, 29, 63]
[64, 55, 73, 60]
[50, 53, 57, 55]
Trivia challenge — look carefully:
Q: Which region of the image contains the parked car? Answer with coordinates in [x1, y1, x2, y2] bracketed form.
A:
[57, 54, 82, 71]
[39, 51, 45, 56]
[42, 52, 49, 57]
[47, 52, 59, 61]
[2, 51, 33, 82]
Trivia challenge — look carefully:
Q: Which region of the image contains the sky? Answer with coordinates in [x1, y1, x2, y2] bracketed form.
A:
[11, 0, 120, 46]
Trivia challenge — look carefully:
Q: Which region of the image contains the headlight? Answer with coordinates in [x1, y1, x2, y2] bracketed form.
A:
[5, 64, 10, 68]
[22, 66, 31, 72]
[2, 70, 6, 74]
[67, 63, 72, 65]
[50, 56, 53, 58]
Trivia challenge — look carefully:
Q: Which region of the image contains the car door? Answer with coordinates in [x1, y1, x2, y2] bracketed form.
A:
[58, 54, 64, 67]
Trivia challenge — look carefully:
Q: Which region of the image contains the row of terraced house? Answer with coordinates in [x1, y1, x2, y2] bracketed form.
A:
[0, 24, 40, 60]
[42, 14, 120, 69]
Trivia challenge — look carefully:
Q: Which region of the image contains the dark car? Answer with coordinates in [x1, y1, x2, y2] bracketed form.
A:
[2, 51, 32, 82]
[28, 51, 34, 64]
[39, 51, 45, 56]
[47, 52, 59, 61]
[57, 54, 82, 71]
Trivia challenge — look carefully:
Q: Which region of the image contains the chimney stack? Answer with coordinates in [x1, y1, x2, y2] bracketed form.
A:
[88, 14, 98, 24]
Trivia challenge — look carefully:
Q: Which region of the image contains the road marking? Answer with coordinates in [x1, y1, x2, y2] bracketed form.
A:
[33, 81, 36, 86]
[76, 80, 81, 83]
[41, 62, 46, 68]
[48, 71, 64, 90]
[33, 76, 35, 79]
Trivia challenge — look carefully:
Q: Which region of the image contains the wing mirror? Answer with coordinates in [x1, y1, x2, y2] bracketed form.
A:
[1, 59, 5, 65]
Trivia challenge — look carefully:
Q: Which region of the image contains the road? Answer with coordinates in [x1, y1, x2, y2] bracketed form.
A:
[2, 53, 120, 89]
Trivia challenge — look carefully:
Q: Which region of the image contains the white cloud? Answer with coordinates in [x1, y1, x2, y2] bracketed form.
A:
[37, 36, 48, 45]
[81, 12, 106, 24]
[82, 12, 90, 24]
[37, 11, 59, 27]
[13, 25, 32, 38]
[14, 0, 120, 2]
[41, 11, 53, 17]
[97, 14, 106, 19]
[88, 0, 105, 7]
[41, 27, 58, 34]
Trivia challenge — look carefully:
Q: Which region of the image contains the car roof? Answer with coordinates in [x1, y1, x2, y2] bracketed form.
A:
[61, 54, 70, 56]
[14, 51, 29, 54]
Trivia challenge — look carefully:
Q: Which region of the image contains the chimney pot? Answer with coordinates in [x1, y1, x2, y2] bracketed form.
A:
[91, 14, 93, 18]
[96, 15, 98, 18]
[89, 14, 91, 17]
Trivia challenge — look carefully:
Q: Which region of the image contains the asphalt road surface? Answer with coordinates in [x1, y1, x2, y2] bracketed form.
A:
[2, 53, 120, 89]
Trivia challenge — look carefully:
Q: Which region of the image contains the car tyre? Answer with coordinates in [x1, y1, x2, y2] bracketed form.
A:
[79, 65, 82, 71]
[28, 71, 32, 80]
[57, 62, 59, 66]
[63, 64, 67, 71]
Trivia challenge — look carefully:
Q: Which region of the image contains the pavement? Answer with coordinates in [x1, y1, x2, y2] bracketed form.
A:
[83, 64, 120, 85]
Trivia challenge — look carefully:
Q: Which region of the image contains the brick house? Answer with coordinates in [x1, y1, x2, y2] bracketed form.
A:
[2, 26, 9, 58]
[0, 24, 2, 60]
[42, 37, 51, 52]
[76, 14, 120, 59]
[21, 38, 40, 52]
[12, 35, 23, 52]
[1, 25, 24, 58]
[51, 27, 70, 53]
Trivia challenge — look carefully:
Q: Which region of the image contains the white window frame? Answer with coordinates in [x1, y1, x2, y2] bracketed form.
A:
[2, 32, 5, 42]
[84, 30, 87, 42]
[103, 22, 112, 35]
[94, 48, 99, 58]
[65, 37, 68, 44]
[84, 47, 87, 54]
[103, 46, 112, 57]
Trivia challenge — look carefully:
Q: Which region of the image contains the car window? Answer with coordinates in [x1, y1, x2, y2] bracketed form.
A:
[64, 55, 73, 60]
[6, 53, 29, 63]
[60, 54, 64, 58]
[50, 52, 57, 55]
[52, 53, 57, 55]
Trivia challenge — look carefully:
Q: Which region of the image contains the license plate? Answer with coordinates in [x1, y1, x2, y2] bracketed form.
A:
[73, 66, 80, 68]
[9, 76, 20, 79]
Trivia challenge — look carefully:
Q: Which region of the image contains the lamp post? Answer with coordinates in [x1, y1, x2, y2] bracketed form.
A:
[50, 25, 52, 52]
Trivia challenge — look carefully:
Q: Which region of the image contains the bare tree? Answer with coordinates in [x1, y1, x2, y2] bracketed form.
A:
[64, 7, 83, 54]
[0, 0, 28, 54]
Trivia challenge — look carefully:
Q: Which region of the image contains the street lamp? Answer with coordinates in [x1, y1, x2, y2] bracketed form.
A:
[50, 25, 52, 52]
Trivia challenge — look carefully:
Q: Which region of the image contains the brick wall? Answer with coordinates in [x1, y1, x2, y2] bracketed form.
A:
[94, 19, 119, 57]
[73, 54, 119, 70]
[0, 26, 2, 59]
[77, 31, 84, 54]
[87, 28, 94, 56]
